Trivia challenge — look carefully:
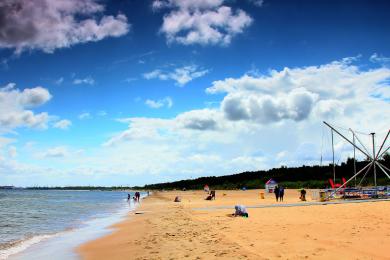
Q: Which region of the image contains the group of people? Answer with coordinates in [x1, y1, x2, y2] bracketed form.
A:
[127, 191, 141, 203]
[273, 185, 285, 202]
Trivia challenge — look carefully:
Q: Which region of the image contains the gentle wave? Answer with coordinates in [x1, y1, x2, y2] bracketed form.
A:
[0, 234, 58, 260]
[2, 192, 148, 260]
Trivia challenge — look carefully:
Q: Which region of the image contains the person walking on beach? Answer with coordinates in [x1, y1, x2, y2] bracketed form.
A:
[279, 186, 285, 202]
[274, 186, 280, 202]
[300, 188, 307, 201]
[135, 191, 140, 202]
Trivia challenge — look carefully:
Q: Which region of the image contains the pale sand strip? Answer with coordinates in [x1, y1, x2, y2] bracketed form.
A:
[78, 189, 390, 260]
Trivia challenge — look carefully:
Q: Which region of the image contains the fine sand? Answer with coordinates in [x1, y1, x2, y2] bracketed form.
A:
[78, 189, 390, 259]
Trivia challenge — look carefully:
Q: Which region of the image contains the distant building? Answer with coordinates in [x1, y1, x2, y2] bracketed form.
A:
[265, 179, 278, 193]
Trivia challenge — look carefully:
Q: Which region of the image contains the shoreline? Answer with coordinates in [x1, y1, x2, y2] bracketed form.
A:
[78, 189, 390, 260]
[3, 192, 146, 260]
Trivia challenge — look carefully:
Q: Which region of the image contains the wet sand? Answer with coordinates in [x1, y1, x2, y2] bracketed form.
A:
[78, 189, 390, 259]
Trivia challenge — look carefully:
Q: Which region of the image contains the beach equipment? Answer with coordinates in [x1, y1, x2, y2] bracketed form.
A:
[328, 177, 347, 189]
[259, 192, 265, 199]
[323, 122, 390, 200]
[265, 178, 278, 193]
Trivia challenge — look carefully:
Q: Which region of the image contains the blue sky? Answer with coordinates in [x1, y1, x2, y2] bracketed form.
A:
[0, 0, 390, 186]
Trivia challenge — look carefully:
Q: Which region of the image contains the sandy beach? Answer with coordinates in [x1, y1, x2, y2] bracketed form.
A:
[78, 189, 390, 260]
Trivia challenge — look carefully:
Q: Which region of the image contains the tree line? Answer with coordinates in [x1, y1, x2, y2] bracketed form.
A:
[23, 154, 390, 190]
[138, 154, 390, 190]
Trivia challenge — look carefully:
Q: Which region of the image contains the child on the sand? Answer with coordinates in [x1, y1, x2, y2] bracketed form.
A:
[233, 205, 248, 217]
[300, 188, 307, 201]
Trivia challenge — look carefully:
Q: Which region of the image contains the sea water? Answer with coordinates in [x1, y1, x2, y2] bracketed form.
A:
[0, 189, 142, 259]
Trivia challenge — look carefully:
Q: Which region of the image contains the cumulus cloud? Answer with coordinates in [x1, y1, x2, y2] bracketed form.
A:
[176, 109, 220, 130]
[222, 88, 318, 123]
[73, 76, 95, 85]
[207, 59, 390, 124]
[0, 0, 130, 54]
[145, 97, 173, 109]
[53, 119, 72, 130]
[5, 57, 390, 186]
[143, 65, 209, 86]
[0, 83, 52, 130]
[153, 0, 253, 45]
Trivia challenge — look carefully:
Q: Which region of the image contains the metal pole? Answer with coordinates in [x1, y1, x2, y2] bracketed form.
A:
[350, 129, 372, 158]
[375, 161, 390, 180]
[371, 133, 377, 196]
[331, 129, 336, 183]
[323, 122, 372, 159]
[375, 130, 390, 159]
[353, 132, 357, 187]
[378, 146, 390, 160]
[358, 161, 374, 186]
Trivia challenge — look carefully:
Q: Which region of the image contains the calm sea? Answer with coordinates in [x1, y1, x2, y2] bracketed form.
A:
[0, 189, 140, 259]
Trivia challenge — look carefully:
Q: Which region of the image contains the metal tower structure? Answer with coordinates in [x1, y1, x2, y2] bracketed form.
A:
[323, 121, 390, 198]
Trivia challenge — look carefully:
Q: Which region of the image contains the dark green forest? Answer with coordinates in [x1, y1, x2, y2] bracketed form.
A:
[138, 154, 390, 190]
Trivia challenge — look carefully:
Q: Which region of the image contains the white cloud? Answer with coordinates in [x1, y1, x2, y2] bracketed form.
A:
[8, 146, 17, 158]
[154, 0, 253, 46]
[145, 97, 173, 109]
[206, 59, 390, 126]
[41, 146, 69, 158]
[101, 57, 390, 183]
[370, 53, 390, 64]
[73, 76, 95, 85]
[176, 109, 220, 130]
[143, 65, 209, 86]
[97, 111, 107, 116]
[55, 77, 64, 85]
[0, 0, 130, 54]
[53, 119, 72, 130]
[78, 112, 91, 120]
[3, 57, 390, 186]
[221, 88, 318, 123]
[0, 83, 52, 131]
[248, 0, 264, 7]
[124, 77, 137, 83]
[103, 118, 172, 146]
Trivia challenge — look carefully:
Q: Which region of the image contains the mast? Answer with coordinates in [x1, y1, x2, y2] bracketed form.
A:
[331, 129, 336, 183]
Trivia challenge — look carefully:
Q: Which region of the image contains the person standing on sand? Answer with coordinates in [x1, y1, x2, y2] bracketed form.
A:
[274, 186, 280, 202]
[279, 186, 285, 202]
[135, 191, 140, 202]
[300, 188, 306, 201]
